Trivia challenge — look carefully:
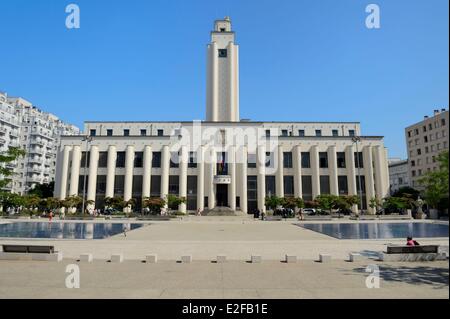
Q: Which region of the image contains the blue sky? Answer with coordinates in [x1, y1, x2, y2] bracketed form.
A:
[0, 0, 448, 159]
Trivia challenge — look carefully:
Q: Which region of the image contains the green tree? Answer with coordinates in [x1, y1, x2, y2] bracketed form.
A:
[166, 194, 186, 213]
[282, 197, 304, 210]
[62, 195, 83, 213]
[142, 197, 166, 215]
[418, 151, 449, 210]
[0, 147, 26, 190]
[265, 195, 283, 211]
[315, 194, 339, 215]
[391, 186, 420, 200]
[369, 197, 382, 212]
[28, 181, 55, 198]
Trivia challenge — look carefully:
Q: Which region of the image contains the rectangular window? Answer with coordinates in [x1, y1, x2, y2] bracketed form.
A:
[96, 175, 107, 195]
[355, 176, 367, 210]
[354, 152, 364, 168]
[150, 175, 161, 197]
[107, 129, 113, 136]
[152, 152, 161, 168]
[247, 176, 258, 213]
[123, 129, 130, 136]
[265, 152, 274, 168]
[134, 152, 144, 168]
[423, 125, 427, 132]
[90, 129, 96, 136]
[320, 175, 330, 194]
[247, 153, 257, 168]
[349, 130, 355, 137]
[80, 151, 90, 168]
[78, 175, 88, 196]
[265, 129, 270, 137]
[218, 49, 227, 58]
[424, 136, 428, 143]
[188, 151, 197, 168]
[114, 175, 125, 196]
[337, 152, 346, 168]
[283, 152, 293, 168]
[319, 152, 328, 168]
[298, 130, 305, 137]
[301, 175, 313, 201]
[98, 152, 108, 168]
[301, 152, 311, 168]
[332, 130, 338, 137]
[338, 176, 348, 195]
[265, 176, 276, 197]
[441, 118, 446, 126]
[284, 176, 294, 196]
[132, 175, 143, 196]
[116, 152, 126, 168]
[140, 129, 147, 136]
[281, 129, 288, 137]
[169, 175, 179, 195]
[417, 148, 421, 155]
[315, 130, 322, 137]
[187, 176, 197, 210]
[157, 129, 164, 136]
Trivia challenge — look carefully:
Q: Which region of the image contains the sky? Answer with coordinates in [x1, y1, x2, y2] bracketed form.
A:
[0, 0, 448, 159]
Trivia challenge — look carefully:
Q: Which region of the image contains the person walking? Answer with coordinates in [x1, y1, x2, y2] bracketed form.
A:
[48, 210, 53, 222]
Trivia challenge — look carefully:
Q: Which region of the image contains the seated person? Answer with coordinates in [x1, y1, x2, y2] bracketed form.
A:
[406, 236, 420, 246]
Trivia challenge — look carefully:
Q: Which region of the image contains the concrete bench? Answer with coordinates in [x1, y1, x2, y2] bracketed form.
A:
[111, 254, 124, 263]
[216, 255, 227, 263]
[0, 244, 62, 262]
[379, 245, 440, 261]
[349, 253, 363, 262]
[80, 253, 93, 263]
[285, 254, 297, 263]
[251, 255, 262, 263]
[181, 255, 192, 263]
[146, 254, 158, 263]
[3, 244, 55, 254]
[319, 254, 331, 263]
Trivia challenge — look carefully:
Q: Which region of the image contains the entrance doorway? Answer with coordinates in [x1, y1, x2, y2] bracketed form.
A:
[216, 184, 228, 207]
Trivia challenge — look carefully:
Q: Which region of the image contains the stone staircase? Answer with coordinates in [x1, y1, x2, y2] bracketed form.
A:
[203, 206, 247, 216]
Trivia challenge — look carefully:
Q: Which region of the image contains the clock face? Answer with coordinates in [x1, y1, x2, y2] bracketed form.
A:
[218, 49, 227, 58]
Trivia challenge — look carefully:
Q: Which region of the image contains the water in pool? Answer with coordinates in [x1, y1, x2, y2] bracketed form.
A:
[296, 222, 449, 239]
[0, 222, 145, 239]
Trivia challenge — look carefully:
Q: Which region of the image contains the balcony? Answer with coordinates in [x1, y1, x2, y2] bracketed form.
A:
[29, 148, 44, 155]
[9, 130, 19, 138]
[0, 137, 6, 144]
[30, 140, 45, 147]
[0, 127, 7, 134]
[28, 157, 42, 164]
[28, 167, 43, 174]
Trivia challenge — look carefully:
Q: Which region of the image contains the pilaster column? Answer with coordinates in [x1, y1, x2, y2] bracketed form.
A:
[373, 145, 388, 200]
[208, 147, 216, 209]
[87, 145, 99, 205]
[211, 42, 219, 121]
[59, 145, 72, 200]
[69, 145, 81, 196]
[123, 145, 135, 203]
[257, 145, 266, 212]
[142, 146, 152, 199]
[239, 146, 248, 214]
[105, 145, 117, 198]
[228, 146, 236, 210]
[346, 144, 358, 213]
[197, 146, 205, 212]
[328, 145, 339, 195]
[228, 42, 236, 121]
[310, 145, 320, 199]
[276, 146, 284, 198]
[293, 145, 302, 198]
[363, 146, 376, 214]
[161, 146, 170, 205]
[179, 146, 188, 213]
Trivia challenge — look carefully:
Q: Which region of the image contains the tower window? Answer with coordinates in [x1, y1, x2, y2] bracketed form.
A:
[218, 49, 227, 58]
[220, 28, 226, 32]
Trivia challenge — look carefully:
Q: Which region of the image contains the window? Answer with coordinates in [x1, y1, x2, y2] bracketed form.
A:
[170, 152, 179, 168]
[80, 151, 90, 168]
[411, 160, 415, 167]
[315, 130, 322, 137]
[411, 170, 416, 177]
[247, 153, 257, 168]
[423, 125, 427, 132]
[417, 148, 421, 155]
[157, 129, 164, 136]
[283, 152, 293, 168]
[298, 130, 305, 137]
[265, 130, 270, 137]
[442, 118, 446, 126]
[332, 130, 338, 137]
[338, 176, 348, 195]
[354, 152, 364, 168]
[429, 123, 432, 130]
[150, 175, 161, 197]
[168, 175, 179, 196]
[337, 152, 346, 168]
[407, 131, 412, 137]
[247, 176, 258, 212]
[301, 176, 313, 201]
[123, 129, 130, 136]
[320, 175, 330, 194]
[90, 129, 96, 136]
[152, 152, 162, 167]
[114, 175, 125, 195]
[140, 129, 147, 136]
[319, 152, 328, 168]
[414, 129, 419, 135]
[116, 152, 126, 167]
[107, 129, 113, 136]
[265, 152, 274, 168]
[98, 152, 108, 168]
[283, 176, 294, 196]
[187, 176, 197, 210]
[188, 151, 197, 168]
[418, 169, 422, 176]
[301, 152, 311, 168]
[134, 152, 143, 168]
[265, 176, 276, 197]
[281, 129, 288, 137]
[218, 49, 227, 57]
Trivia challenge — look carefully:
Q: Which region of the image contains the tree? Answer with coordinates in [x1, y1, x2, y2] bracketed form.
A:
[369, 197, 382, 213]
[315, 194, 339, 215]
[28, 181, 55, 198]
[418, 151, 449, 210]
[45, 197, 62, 210]
[265, 195, 283, 211]
[391, 186, 420, 200]
[166, 194, 186, 213]
[383, 196, 408, 214]
[142, 197, 166, 215]
[282, 197, 304, 210]
[0, 147, 26, 190]
[62, 195, 83, 213]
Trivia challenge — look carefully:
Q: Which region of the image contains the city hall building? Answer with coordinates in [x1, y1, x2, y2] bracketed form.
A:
[54, 18, 390, 214]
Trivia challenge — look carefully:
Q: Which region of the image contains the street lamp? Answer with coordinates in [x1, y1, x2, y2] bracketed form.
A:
[81, 135, 93, 215]
[351, 136, 364, 215]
